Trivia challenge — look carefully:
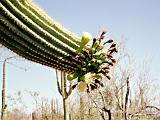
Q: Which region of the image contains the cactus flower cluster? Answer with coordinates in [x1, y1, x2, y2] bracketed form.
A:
[67, 31, 118, 92]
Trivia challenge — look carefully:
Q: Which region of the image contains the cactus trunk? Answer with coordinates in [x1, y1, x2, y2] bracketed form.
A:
[1, 61, 7, 120]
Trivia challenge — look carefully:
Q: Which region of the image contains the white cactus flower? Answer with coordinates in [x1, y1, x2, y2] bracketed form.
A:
[101, 49, 109, 56]
[82, 32, 92, 42]
[76, 32, 92, 53]
[84, 72, 95, 84]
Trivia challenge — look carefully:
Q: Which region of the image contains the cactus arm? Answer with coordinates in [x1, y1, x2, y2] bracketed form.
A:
[0, 0, 82, 72]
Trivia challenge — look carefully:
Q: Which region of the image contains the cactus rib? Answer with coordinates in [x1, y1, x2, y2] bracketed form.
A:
[19, 0, 80, 44]
[0, 33, 75, 72]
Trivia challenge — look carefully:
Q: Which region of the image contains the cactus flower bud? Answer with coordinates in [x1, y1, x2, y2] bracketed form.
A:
[76, 32, 92, 53]
[94, 73, 104, 79]
[89, 48, 95, 54]
[97, 44, 104, 51]
[93, 40, 100, 48]
[67, 73, 78, 81]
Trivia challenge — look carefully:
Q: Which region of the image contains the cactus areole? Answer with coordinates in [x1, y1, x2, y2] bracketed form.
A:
[0, 0, 118, 92]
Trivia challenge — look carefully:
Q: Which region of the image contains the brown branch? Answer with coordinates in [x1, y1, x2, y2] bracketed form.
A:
[63, 72, 66, 97]
[115, 83, 126, 93]
[55, 70, 62, 96]
[124, 77, 130, 110]
[128, 105, 160, 119]
[88, 94, 105, 119]
[99, 91, 105, 106]
[115, 91, 124, 111]
[89, 92, 112, 120]
[124, 77, 130, 120]
[146, 105, 160, 111]
[133, 112, 159, 117]
[67, 81, 72, 96]
[99, 91, 112, 120]
[102, 108, 111, 120]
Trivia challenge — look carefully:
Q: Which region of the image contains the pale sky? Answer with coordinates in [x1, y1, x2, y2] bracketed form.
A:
[0, 0, 160, 111]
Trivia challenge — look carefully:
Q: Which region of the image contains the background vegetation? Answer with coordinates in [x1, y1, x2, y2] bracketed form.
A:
[0, 44, 160, 120]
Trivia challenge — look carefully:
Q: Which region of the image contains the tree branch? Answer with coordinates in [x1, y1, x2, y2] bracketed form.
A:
[55, 70, 62, 96]
[146, 105, 160, 111]
[67, 81, 72, 96]
[115, 91, 124, 111]
[124, 77, 130, 120]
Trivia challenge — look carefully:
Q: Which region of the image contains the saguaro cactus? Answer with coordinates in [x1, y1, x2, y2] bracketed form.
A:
[1, 57, 16, 120]
[1, 60, 7, 120]
[56, 70, 72, 120]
